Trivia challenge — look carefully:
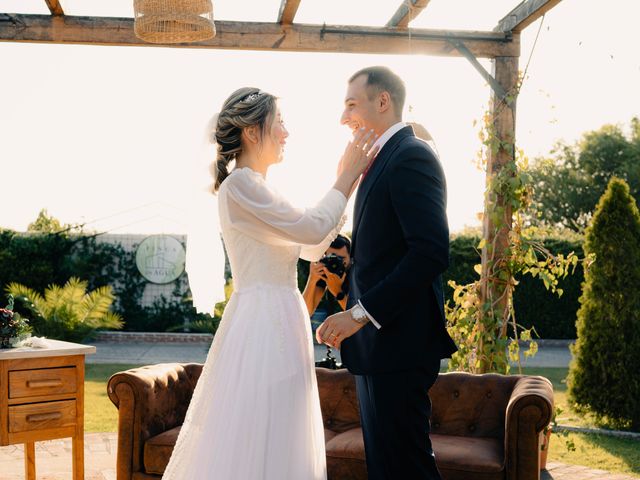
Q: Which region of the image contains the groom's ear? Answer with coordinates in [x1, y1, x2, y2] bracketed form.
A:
[377, 91, 392, 114]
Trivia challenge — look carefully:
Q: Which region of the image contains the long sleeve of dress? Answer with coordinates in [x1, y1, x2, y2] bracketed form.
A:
[221, 168, 347, 248]
[299, 214, 347, 262]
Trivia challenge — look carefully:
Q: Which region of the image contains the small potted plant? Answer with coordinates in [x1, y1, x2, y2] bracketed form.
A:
[540, 405, 576, 470]
[539, 422, 552, 470]
[0, 295, 31, 348]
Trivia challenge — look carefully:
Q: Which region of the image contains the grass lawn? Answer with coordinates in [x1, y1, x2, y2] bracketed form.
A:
[85, 363, 144, 433]
[84, 364, 639, 476]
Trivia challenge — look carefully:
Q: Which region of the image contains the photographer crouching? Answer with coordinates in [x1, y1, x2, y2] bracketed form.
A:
[303, 234, 351, 315]
[303, 235, 351, 369]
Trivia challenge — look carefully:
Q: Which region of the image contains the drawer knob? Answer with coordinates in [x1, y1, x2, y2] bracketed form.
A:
[26, 412, 63, 422]
[27, 379, 63, 388]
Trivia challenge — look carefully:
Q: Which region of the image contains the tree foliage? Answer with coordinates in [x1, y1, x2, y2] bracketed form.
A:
[568, 178, 640, 430]
[528, 117, 640, 230]
[27, 208, 75, 234]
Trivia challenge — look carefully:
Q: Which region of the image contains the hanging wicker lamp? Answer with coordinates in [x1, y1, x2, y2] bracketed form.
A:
[133, 0, 215, 44]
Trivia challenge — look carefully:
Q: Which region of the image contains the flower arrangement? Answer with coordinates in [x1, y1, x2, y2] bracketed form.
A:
[0, 295, 31, 348]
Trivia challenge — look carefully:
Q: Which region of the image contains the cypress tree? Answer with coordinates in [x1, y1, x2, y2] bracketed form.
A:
[568, 177, 640, 429]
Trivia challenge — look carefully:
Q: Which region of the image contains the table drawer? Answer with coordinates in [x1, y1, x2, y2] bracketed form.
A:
[9, 367, 77, 399]
[9, 400, 77, 433]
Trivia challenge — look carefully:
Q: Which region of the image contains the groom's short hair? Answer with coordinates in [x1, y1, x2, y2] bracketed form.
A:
[349, 66, 406, 117]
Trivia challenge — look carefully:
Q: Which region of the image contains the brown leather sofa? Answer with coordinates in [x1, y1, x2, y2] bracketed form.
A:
[107, 364, 553, 480]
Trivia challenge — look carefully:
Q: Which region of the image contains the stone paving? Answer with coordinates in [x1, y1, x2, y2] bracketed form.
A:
[0, 433, 637, 480]
[543, 462, 639, 479]
[0, 433, 117, 480]
[83, 339, 573, 368]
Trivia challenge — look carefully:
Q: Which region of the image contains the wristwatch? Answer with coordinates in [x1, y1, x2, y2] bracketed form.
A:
[350, 304, 369, 325]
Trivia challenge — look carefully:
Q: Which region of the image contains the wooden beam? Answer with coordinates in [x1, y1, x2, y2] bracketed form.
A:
[387, 0, 431, 28]
[44, 0, 64, 17]
[495, 0, 562, 33]
[0, 14, 519, 58]
[449, 38, 508, 100]
[277, 0, 301, 25]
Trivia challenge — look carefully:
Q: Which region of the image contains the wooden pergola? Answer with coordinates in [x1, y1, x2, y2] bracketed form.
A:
[0, 0, 562, 323]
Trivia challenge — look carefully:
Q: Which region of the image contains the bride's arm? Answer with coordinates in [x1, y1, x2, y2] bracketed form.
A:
[299, 214, 346, 261]
[223, 169, 347, 246]
[222, 129, 377, 247]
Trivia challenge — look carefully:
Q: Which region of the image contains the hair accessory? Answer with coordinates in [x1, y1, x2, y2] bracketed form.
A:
[243, 92, 263, 103]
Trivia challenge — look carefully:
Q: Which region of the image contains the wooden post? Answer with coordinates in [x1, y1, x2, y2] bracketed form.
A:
[72, 356, 85, 480]
[25, 441, 36, 479]
[479, 55, 519, 371]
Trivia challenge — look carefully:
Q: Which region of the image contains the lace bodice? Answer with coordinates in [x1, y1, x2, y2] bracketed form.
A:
[218, 168, 347, 291]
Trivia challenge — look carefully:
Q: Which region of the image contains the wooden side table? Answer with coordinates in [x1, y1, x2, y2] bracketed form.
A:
[0, 339, 96, 480]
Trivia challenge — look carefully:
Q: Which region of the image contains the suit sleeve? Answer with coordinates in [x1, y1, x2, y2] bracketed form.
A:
[358, 147, 449, 328]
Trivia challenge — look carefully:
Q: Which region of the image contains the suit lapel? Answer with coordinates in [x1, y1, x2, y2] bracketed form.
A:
[352, 126, 414, 244]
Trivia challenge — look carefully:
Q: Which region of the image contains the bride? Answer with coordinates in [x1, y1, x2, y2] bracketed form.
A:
[162, 87, 377, 479]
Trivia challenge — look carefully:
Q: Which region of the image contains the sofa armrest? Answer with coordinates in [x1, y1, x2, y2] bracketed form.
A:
[107, 362, 203, 479]
[504, 375, 554, 480]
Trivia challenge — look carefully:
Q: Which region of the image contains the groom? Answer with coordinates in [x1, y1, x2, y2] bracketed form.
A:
[317, 66, 457, 479]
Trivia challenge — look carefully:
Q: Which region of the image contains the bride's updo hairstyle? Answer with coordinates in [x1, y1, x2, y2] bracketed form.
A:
[211, 87, 277, 192]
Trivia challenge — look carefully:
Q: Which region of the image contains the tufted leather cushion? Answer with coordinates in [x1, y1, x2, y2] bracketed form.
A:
[325, 428, 367, 480]
[432, 433, 505, 480]
[324, 428, 338, 443]
[326, 427, 366, 460]
[144, 426, 181, 475]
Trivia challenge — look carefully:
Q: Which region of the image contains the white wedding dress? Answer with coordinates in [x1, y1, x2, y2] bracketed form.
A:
[162, 167, 347, 480]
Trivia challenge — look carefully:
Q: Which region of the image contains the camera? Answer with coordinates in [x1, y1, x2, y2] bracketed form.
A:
[316, 253, 346, 289]
[319, 253, 346, 276]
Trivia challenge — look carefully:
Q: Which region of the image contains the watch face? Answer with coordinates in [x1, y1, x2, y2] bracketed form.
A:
[352, 306, 366, 320]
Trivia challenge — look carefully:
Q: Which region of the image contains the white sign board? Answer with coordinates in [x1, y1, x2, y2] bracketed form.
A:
[135, 235, 186, 284]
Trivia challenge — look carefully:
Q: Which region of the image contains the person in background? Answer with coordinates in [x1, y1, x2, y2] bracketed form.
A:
[302, 234, 351, 318]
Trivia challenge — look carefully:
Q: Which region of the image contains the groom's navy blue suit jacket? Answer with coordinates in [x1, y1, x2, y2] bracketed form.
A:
[342, 125, 458, 375]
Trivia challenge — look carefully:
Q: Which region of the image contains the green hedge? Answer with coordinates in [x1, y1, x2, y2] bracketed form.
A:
[443, 234, 584, 339]
[0, 230, 74, 293]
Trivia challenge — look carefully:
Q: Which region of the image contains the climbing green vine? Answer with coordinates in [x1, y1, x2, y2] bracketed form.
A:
[446, 89, 591, 374]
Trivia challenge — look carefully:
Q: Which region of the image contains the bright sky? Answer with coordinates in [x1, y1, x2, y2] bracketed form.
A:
[1, 0, 639, 235]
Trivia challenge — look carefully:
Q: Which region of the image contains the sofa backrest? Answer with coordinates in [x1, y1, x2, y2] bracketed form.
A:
[316, 368, 360, 433]
[430, 372, 520, 439]
[316, 368, 522, 440]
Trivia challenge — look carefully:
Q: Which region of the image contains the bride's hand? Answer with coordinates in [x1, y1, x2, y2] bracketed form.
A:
[337, 128, 378, 179]
[334, 128, 379, 198]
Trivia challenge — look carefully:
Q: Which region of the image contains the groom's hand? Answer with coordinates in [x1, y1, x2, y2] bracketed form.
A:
[316, 310, 366, 349]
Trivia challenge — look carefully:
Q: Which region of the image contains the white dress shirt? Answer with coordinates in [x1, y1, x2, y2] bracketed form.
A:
[356, 121, 406, 329]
